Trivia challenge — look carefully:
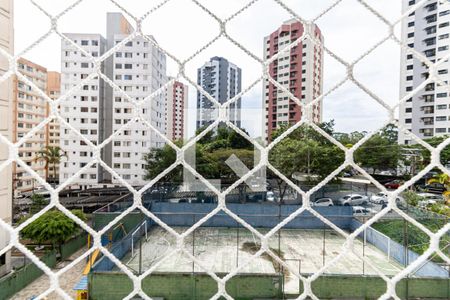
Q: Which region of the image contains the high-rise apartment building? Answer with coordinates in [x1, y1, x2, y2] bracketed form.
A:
[196, 56, 241, 129]
[263, 20, 324, 143]
[0, 0, 13, 278]
[60, 33, 106, 187]
[399, 0, 450, 144]
[166, 78, 188, 141]
[60, 13, 167, 188]
[46, 71, 61, 180]
[12, 58, 48, 193]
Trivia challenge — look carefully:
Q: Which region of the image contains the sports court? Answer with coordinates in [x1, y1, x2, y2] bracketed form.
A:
[121, 227, 402, 294]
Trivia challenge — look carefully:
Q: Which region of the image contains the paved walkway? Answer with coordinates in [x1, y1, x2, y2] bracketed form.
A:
[10, 248, 87, 300]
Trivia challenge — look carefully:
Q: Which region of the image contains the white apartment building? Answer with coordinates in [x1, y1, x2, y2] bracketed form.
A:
[399, 0, 450, 143]
[166, 78, 188, 141]
[263, 19, 324, 143]
[0, 0, 13, 277]
[60, 33, 106, 187]
[60, 13, 167, 188]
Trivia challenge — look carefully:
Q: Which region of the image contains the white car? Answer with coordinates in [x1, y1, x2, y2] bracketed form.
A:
[312, 198, 334, 207]
[352, 206, 375, 216]
[418, 199, 437, 208]
[338, 194, 369, 206]
[370, 192, 405, 205]
[416, 193, 444, 202]
[370, 192, 388, 204]
[266, 191, 277, 202]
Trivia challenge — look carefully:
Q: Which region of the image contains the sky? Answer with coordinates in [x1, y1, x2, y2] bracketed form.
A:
[13, 0, 404, 138]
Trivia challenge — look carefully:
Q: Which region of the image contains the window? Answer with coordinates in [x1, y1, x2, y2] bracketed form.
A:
[81, 40, 89, 45]
[125, 52, 132, 58]
[406, 65, 413, 70]
[439, 22, 449, 28]
[92, 40, 99, 46]
[436, 116, 446, 121]
[116, 52, 122, 58]
[438, 46, 449, 51]
[125, 41, 133, 47]
[124, 75, 132, 80]
[436, 128, 446, 133]
[406, 75, 413, 81]
[115, 63, 122, 69]
[439, 33, 449, 40]
[124, 64, 132, 69]
[405, 108, 412, 113]
[81, 63, 89, 68]
[405, 118, 412, 124]
[438, 70, 448, 75]
[437, 93, 448, 98]
[408, 21, 414, 27]
[437, 105, 447, 110]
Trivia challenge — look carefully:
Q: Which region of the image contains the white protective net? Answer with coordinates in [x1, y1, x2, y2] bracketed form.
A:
[0, 0, 450, 299]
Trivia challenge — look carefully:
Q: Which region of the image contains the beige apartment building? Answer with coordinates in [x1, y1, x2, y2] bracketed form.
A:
[0, 0, 13, 277]
[12, 58, 48, 194]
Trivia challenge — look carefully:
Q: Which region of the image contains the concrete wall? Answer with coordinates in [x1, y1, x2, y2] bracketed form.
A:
[351, 219, 448, 278]
[89, 272, 281, 300]
[0, 251, 57, 300]
[88, 272, 449, 300]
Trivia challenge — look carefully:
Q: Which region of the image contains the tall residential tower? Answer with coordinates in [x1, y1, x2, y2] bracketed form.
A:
[399, 0, 450, 143]
[0, 0, 13, 278]
[196, 56, 242, 129]
[60, 13, 167, 188]
[263, 20, 324, 143]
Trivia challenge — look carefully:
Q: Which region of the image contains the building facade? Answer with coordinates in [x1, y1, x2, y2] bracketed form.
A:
[12, 59, 48, 194]
[166, 78, 188, 141]
[196, 56, 241, 130]
[60, 33, 106, 187]
[0, 0, 13, 278]
[46, 71, 61, 181]
[60, 13, 167, 188]
[262, 20, 324, 143]
[399, 0, 450, 144]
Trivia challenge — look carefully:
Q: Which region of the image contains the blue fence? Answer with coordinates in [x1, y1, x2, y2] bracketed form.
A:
[149, 203, 353, 229]
[350, 219, 448, 278]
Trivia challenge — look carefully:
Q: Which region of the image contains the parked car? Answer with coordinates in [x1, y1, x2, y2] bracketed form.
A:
[418, 182, 446, 194]
[352, 206, 375, 216]
[338, 194, 369, 206]
[416, 192, 444, 202]
[312, 198, 334, 207]
[418, 199, 437, 209]
[370, 192, 388, 204]
[266, 191, 277, 202]
[384, 180, 403, 189]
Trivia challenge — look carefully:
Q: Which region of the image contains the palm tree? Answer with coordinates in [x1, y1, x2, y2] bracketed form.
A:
[35, 146, 67, 185]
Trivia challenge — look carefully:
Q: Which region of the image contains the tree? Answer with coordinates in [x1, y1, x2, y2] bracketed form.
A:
[21, 209, 86, 254]
[427, 173, 450, 204]
[30, 193, 48, 214]
[35, 146, 67, 184]
[269, 122, 345, 202]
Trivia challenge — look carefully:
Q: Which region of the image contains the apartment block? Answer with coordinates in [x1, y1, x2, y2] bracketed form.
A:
[166, 78, 188, 141]
[263, 20, 324, 143]
[0, 0, 13, 278]
[399, 0, 450, 143]
[196, 56, 242, 130]
[46, 71, 61, 180]
[12, 58, 48, 194]
[60, 13, 167, 188]
[60, 33, 106, 187]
